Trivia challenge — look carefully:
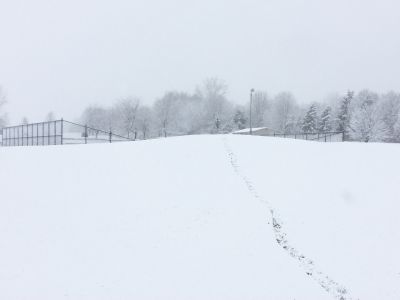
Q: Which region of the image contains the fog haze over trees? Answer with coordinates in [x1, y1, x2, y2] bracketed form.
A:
[2, 78, 400, 143]
[50, 78, 399, 143]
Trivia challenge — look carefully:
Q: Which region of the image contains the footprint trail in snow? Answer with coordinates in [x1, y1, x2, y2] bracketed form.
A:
[222, 136, 355, 300]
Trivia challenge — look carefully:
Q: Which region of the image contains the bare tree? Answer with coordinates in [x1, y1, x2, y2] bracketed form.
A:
[75, 82, 400, 143]
[81, 105, 109, 132]
[350, 90, 386, 142]
[180, 97, 204, 134]
[166, 92, 202, 135]
[271, 92, 298, 133]
[136, 106, 153, 139]
[196, 78, 233, 132]
[154, 92, 177, 137]
[113, 97, 140, 138]
[379, 91, 400, 142]
[251, 91, 270, 127]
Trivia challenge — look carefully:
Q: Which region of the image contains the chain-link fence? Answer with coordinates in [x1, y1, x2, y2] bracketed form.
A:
[272, 131, 344, 142]
[1, 119, 133, 147]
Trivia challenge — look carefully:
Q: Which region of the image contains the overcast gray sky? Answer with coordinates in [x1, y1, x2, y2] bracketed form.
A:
[1, 0, 400, 122]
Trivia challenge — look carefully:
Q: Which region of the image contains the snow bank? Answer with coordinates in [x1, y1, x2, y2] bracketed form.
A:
[1, 135, 399, 299]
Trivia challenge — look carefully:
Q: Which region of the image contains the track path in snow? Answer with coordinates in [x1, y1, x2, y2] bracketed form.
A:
[222, 136, 356, 300]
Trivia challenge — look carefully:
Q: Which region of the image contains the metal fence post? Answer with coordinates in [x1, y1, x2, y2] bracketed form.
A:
[47, 122, 50, 145]
[61, 119, 64, 145]
[53, 121, 56, 145]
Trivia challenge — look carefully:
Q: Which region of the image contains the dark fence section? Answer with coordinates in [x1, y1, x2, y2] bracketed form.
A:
[273, 131, 344, 142]
[1, 119, 133, 147]
[1, 120, 63, 147]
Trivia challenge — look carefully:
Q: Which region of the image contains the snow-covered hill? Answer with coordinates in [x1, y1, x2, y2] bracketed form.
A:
[1, 135, 399, 299]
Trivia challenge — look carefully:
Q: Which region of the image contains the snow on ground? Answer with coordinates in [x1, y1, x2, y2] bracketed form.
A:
[227, 135, 400, 299]
[232, 127, 268, 134]
[0, 135, 399, 299]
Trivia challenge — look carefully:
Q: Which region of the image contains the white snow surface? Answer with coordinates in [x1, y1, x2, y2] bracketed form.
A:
[1, 135, 399, 299]
[233, 127, 268, 134]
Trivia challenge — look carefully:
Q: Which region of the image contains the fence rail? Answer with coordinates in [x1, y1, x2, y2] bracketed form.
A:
[0, 120, 346, 147]
[273, 131, 344, 142]
[0, 119, 133, 147]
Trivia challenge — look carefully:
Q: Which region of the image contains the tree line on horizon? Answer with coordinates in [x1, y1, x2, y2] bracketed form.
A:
[1, 79, 400, 143]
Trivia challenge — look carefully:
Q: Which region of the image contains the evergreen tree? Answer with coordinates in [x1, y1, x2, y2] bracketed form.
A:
[233, 109, 247, 129]
[302, 104, 317, 133]
[319, 106, 332, 133]
[337, 91, 354, 140]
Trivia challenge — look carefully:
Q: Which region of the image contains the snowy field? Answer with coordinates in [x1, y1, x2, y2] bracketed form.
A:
[0, 135, 399, 299]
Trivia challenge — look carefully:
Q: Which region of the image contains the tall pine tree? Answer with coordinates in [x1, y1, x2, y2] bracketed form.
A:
[318, 106, 332, 133]
[302, 104, 317, 133]
[337, 91, 354, 140]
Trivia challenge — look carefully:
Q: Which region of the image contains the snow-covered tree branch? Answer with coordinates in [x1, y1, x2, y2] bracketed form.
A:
[74, 80, 400, 143]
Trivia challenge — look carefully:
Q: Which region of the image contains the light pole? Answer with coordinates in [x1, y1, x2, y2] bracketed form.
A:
[249, 88, 255, 135]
